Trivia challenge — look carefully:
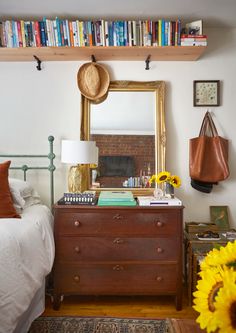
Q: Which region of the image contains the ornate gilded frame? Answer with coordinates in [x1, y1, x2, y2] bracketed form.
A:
[80, 80, 166, 196]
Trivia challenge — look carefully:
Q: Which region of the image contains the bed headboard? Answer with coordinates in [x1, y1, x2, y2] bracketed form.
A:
[0, 135, 56, 209]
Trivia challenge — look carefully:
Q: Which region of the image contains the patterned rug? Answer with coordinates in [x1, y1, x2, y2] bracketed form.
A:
[28, 316, 172, 333]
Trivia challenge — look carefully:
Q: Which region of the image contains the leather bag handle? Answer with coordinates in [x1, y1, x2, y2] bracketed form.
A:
[199, 111, 219, 137]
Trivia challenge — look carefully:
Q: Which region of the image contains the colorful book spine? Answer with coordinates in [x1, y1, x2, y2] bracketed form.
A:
[39, 20, 46, 46]
[34, 21, 41, 47]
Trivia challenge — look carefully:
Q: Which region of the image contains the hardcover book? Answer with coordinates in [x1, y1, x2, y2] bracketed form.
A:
[98, 191, 136, 206]
[99, 191, 134, 202]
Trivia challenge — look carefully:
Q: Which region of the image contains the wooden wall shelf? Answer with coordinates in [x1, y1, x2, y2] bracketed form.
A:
[0, 45, 206, 62]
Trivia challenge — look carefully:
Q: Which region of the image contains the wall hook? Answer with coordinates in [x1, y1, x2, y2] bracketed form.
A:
[33, 55, 42, 71]
[91, 55, 96, 62]
[145, 55, 151, 70]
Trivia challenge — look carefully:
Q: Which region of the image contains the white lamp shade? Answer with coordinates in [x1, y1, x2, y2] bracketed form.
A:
[61, 140, 98, 165]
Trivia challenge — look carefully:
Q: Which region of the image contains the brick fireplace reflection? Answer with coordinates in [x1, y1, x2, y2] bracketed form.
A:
[91, 134, 155, 188]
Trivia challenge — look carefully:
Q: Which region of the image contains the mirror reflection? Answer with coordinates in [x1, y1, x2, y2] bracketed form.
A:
[90, 91, 155, 188]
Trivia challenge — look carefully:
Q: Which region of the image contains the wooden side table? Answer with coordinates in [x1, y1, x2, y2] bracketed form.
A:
[184, 231, 228, 305]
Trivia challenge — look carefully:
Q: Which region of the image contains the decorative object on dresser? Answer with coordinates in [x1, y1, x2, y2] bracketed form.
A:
[149, 171, 181, 199]
[193, 80, 220, 106]
[58, 191, 97, 206]
[52, 204, 184, 311]
[61, 140, 98, 193]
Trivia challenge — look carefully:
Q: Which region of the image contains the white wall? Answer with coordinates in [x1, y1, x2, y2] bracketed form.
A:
[0, 28, 235, 227]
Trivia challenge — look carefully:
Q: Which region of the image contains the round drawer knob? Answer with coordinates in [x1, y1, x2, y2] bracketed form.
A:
[113, 265, 124, 271]
[74, 220, 80, 227]
[74, 246, 80, 253]
[113, 238, 124, 244]
[113, 214, 124, 220]
[74, 275, 80, 283]
[156, 247, 163, 253]
[156, 276, 163, 282]
[156, 221, 163, 227]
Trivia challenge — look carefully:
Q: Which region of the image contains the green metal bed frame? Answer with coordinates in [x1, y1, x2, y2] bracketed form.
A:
[0, 135, 56, 209]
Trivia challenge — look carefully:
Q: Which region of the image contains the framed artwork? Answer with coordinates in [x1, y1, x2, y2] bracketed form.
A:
[185, 20, 203, 35]
[210, 206, 229, 230]
[193, 80, 220, 107]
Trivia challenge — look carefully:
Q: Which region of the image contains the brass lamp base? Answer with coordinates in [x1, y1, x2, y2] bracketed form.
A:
[68, 164, 87, 193]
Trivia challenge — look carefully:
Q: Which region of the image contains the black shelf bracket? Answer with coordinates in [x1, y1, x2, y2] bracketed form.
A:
[91, 54, 96, 62]
[145, 55, 151, 70]
[33, 55, 42, 71]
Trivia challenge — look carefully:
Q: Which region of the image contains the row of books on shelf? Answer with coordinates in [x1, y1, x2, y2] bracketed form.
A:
[0, 18, 187, 48]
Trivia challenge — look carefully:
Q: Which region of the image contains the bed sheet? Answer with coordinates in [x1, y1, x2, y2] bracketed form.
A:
[0, 204, 55, 333]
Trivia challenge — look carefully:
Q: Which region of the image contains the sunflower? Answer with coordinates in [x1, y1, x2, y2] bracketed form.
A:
[193, 266, 226, 332]
[149, 174, 158, 184]
[169, 175, 181, 188]
[200, 240, 236, 271]
[214, 268, 236, 333]
[155, 171, 170, 184]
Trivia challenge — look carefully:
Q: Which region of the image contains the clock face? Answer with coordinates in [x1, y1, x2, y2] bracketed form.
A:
[194, 81, 219, 106]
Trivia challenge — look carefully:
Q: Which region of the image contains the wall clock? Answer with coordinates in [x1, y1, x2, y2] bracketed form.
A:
[193, 80, 220, 107]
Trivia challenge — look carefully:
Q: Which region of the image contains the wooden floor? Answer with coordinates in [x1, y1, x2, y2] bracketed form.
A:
[44, 286, 197, 320]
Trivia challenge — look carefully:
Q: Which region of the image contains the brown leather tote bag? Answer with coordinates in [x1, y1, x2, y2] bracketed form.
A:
[189, 112, 229, 183]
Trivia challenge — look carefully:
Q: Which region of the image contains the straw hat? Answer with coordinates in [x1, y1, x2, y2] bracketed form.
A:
[77, 62, 110, 101]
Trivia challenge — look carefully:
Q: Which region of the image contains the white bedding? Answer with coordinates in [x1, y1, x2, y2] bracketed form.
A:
[0, 204, 55, 333]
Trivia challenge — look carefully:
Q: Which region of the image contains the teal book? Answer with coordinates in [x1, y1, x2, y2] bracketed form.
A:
[98, 191, 134, 202]
[98, 191, 136, 206]
[98, 199, 137, 206]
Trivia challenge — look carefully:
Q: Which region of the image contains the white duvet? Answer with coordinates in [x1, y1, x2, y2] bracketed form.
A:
[0, 205, 55, 333]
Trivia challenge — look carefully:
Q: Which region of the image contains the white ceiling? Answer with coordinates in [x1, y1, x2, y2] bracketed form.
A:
[0, 0, 236, 29]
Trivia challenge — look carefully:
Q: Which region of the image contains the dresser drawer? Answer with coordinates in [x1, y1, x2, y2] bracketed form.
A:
[54, 263, 178, 294]
[55, 210, 180, 236]
[56, 236, 179, 262]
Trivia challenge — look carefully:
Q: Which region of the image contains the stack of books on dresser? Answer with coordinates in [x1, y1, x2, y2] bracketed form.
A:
[98, 191, 136, 206]
[137, 196, 182, 206]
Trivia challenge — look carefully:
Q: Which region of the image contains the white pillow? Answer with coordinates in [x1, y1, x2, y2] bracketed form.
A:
[24, 196, 41, 209]
[9, 178, 41, 209]
[9, 178, 34, 198]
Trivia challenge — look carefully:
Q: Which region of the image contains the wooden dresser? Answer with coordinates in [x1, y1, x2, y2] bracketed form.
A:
[52, 204, 184, 310]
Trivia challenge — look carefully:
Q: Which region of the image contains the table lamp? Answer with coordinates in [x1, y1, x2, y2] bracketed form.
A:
[61, 140, 98, 193]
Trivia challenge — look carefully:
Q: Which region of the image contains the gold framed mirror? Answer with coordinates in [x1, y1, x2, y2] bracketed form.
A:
[80, 80, 166, 196]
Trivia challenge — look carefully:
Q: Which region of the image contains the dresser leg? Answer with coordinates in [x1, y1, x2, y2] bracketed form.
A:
[175, 294, 182, 311]
[52, 294, 63, 310]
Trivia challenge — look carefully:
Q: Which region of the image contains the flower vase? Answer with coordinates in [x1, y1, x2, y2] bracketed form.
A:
[163, 182, 174, 198]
